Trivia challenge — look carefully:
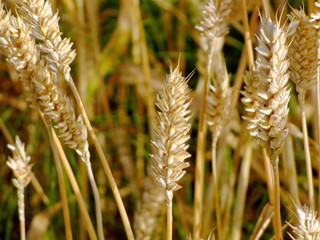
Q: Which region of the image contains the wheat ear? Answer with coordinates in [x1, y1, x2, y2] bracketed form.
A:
[6, 136, 33, 240]
[247, 15, 291, 240]
[288, 202, 320, 239]
[15, 2, 133, 237]
[288, 8, 318, 210]
[151, 63, 192, 240]
[310, 0, 320, 212]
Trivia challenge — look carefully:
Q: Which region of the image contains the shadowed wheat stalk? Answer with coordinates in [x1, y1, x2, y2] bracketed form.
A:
[151, 63, 192, 240]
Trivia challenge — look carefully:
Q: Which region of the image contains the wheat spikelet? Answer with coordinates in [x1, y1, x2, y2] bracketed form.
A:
[150, 64, 192, 198]
[16, 0, 76, 81]
[252, 15, 291, 159]
[31, 61, 90, 163]
[0, 7, 38, 105]
[241, 68, 260, 132]
[289, 202, 320, 240]
[288, 8, 318, 104]
[134, 169, 166, 240]
[7, 136, 33, 240]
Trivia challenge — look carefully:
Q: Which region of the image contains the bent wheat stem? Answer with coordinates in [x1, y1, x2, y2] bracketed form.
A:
[45, 118, 73, 240]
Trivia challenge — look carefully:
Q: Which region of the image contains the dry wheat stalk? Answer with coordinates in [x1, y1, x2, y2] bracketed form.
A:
[289, 202, 320, 239]
[288, 7, 318, 210]
[194, 1, 232, 238]
[6, 136, 33, 240]
[243, 14, 292, 239]
[310, 0, 320, 213]
[150, 64, 192, 240]
[134, 168, 166, 240]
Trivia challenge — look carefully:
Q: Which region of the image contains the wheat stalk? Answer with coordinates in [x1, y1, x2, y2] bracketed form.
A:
[288, 7, 318, 210]
[6, 136, 33, 240]
[194, 1, 232, 238]
[310, 0, 320, 213]
[243, 14, 292, 239]
[151, 63, 192, 240]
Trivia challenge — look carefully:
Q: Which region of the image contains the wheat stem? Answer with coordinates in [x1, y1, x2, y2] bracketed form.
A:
[167, 199, 173, 240]
[317, 50, 320, 213]
[272, 155, 282, 240]
[46, 118, 73, 240]
[17, 186, 25, 240]
[193, 48, 211, 240]
[300, 100, 315, 209]
[211, 135, 221, 240]
[38, 112, 98, 240]
[67, 80, 134, 240]
[231, 136, 252, 240]
[86, 162, 104, 240]
[241, 0, 254, 70]
[50, 123, 98, 240]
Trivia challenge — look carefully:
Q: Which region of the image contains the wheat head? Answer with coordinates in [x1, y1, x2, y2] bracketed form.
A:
[251, 15, 291, 159]
[16, 0, 76, 81]
[32, 62, 90, 163]
[150, 64, 192, 201]
[288, 8, 318, 104]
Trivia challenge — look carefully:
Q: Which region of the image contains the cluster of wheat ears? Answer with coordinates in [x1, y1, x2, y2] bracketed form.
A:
[2, 0, 320, 239]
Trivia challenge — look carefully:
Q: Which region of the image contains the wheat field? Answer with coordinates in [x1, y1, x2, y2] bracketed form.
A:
[1, 0, 320, 239]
